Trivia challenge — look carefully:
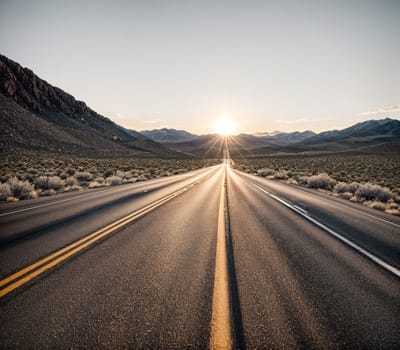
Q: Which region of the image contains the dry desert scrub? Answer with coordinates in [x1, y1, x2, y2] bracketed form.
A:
[235, 153, 400, 189]
[0, 152, 220, 202]
[234, 153, 400, 215]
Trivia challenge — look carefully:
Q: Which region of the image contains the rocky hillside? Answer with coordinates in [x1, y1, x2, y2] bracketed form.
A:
[0, 54, 182, 157]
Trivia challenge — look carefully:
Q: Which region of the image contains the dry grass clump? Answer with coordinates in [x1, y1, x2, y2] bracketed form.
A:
[367, 201, 387, 211]
[88, 181, 103, 189]
[0, 183, 11, 201]
[256, 168, 275, 177]
[273, 170, 289, 180]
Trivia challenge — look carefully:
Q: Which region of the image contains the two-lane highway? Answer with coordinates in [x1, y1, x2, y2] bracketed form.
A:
[0, 161, 399, 349]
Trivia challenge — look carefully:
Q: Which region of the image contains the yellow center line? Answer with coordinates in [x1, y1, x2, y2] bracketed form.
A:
[210, 164, 233, 350]
[0, 193, 181, 298]
[0, 170, 218, 298]
[0, 190, 180, 289]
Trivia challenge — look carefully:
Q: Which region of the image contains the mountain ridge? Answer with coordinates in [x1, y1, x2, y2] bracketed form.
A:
[0, 54, 182, 158]
[140, 128, 197, 143]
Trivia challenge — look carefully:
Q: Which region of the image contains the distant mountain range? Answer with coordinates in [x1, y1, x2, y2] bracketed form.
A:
[1, 53, 399, 159]
[0, 54, 182, 158]
[140, 128, 197, 143]
[142, 118, 400, 157]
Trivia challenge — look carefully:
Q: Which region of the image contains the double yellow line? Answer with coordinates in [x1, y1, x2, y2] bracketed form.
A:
[0, 183, 199, 298]
[210, 164, 233, 350]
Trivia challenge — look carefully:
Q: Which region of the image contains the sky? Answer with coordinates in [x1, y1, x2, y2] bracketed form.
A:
[0, 0, 399, 134]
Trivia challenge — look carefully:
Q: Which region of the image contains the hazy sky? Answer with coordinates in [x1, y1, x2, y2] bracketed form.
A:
[1, 0, 399, 134]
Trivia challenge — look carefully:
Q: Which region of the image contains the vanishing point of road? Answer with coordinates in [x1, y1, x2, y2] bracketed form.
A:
[0, 158, 399, 349]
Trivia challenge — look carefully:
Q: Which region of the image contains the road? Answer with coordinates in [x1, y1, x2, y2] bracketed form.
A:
[0, 160, 399, 349]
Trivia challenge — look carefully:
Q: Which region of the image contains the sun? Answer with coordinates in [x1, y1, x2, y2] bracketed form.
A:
[214, 117, 237, 136]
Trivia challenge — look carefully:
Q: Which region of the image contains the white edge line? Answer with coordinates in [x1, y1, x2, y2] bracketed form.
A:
[294, 205, 307, 214]
[251, 182, 400, 279]
[237, 170, 400, 229]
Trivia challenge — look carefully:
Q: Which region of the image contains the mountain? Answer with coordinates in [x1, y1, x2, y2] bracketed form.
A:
[0, 54, 182, 158]
[253, 130, 283, 137]
[294, 118, 400, 151]
[140, 128, 197, 143]
[254, 130, 316, 145]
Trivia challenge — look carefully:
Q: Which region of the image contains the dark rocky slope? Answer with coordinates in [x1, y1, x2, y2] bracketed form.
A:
[0, 54, 182, 157]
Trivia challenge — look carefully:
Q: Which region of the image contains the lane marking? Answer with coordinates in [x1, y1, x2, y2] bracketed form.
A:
[210, 165, 233, 350]
[0, 169, 220, 298]
[251, 182, 400, 279]
[237, 170, 400, 229]
[294, 205, 308, 214]
[0, 167, 216, 218]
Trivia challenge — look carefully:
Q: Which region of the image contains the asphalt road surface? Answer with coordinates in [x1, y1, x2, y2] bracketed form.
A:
[0, 161, 399, 349]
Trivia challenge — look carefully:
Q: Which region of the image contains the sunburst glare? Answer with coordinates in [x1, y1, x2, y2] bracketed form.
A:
[214, 117, 237, 136]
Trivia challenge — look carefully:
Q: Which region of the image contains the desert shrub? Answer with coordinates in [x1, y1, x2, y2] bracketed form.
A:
[34, 176, 65, 190]
[0, 183, 11, 201]
[355, 183, 393, 202]
[348, 182, 361, 193]
[103, 169, 114, 178]
[106, 175, 122, 186]
[65, 176, 79, 186]
[115, 170, 127, 178]
[273, 170, 289, 180]
[65, 167, 75, 175]
[298, 176, 309, 185]
[306, 173, 336, 189]
[7, 177, 34, 199]
[334, 182, 350, 193]
[257, 168, 275, 177]
[74, 171, 93, 182]
[27, 168, 38, 175]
